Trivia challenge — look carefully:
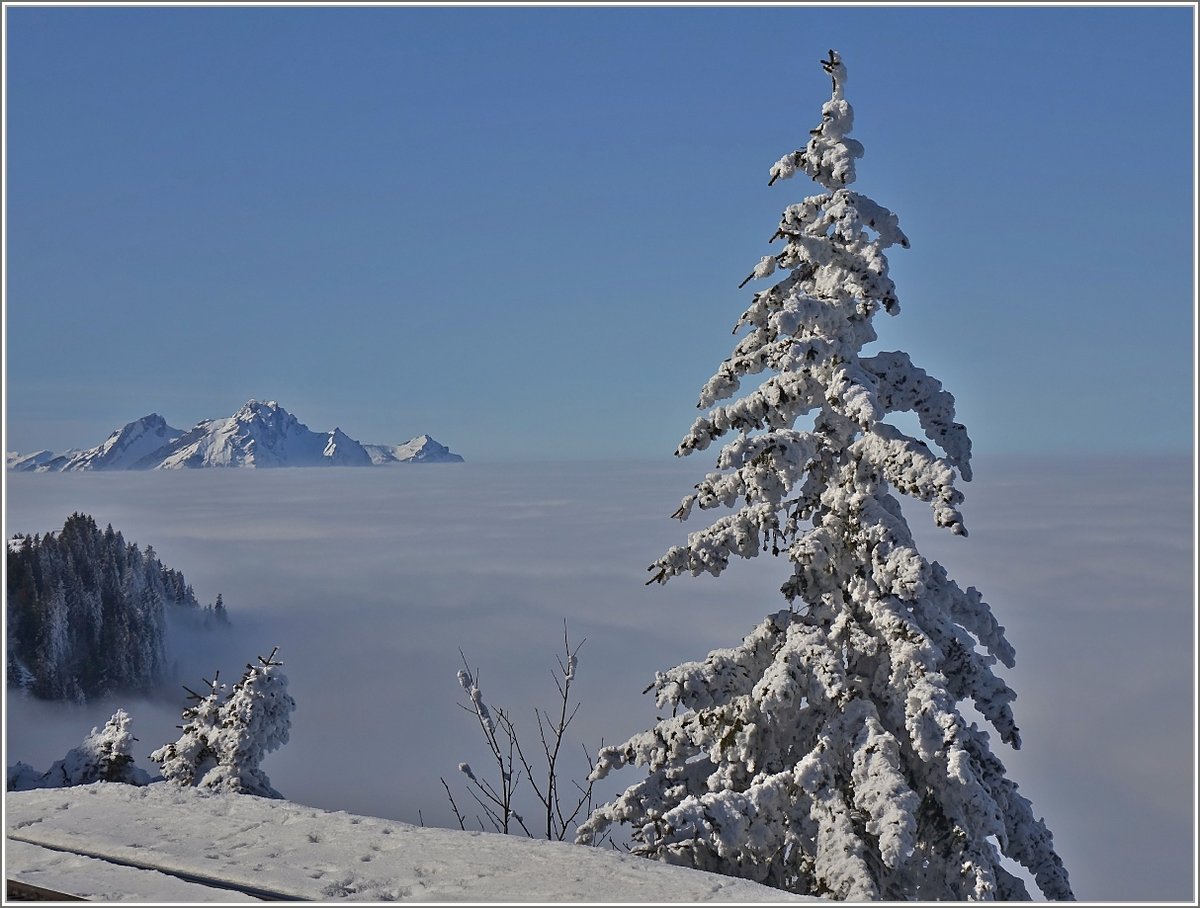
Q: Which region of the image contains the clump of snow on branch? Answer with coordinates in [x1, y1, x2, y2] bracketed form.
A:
[579, 50, 1073, 902]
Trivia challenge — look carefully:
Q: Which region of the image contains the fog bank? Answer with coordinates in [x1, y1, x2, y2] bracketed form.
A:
[4, 456, 1193, 900]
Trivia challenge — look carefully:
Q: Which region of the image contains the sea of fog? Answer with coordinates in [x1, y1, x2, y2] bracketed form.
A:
[4, 456, 1193, 901]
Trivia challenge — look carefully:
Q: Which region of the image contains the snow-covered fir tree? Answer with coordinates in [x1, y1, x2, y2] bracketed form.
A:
[152, 649, 295, 799]
[203, 648, 295, 798]
[150, 673, 227, 788]
[577, 51, 1073, 901]
[54, 708, 153, 787]
[8, 709, 152, 790]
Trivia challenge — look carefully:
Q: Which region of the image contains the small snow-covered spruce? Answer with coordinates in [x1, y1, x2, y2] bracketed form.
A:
[203, 647, 295, 798]
[577, 51, 1072, 901]
[7, 709, 152, 790]
[150, 672, 227, 788]
[151, 648, 295, 799]
[60, 708, 153, 786]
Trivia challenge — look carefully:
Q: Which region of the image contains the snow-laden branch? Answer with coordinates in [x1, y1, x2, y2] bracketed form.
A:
[648, 611, 791, 711]
[850, 423, 966, 534]
[648, 501, 780, 583]
[963, 726, 1075, 900]
[863, 350, 973, 479]
[679, 371, 824, 455]
[926, 561, 1016, 668]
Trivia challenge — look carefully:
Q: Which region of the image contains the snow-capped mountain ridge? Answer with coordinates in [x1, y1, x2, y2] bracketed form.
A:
[364, 434, 462, 465]
[6, 450, 62, 471]
[8, 401, 463, 471]
[66, 413, 185, 471]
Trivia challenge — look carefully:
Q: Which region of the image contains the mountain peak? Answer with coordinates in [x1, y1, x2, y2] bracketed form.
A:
[235, 399, 286, 420]
[363, 435, 464, 465]
[40, 413, 187, 472]
[10, 402, 463, 470]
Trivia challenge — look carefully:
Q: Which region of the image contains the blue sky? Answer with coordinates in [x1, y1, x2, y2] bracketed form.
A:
[4, 5, 1195, 461]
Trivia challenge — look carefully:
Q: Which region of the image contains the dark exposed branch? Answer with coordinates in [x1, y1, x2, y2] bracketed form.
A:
[440, 776, 468, 831]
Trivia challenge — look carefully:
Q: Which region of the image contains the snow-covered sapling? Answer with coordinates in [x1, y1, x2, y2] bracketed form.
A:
[152, 648, 295, 798]
[150, 673, 226, 788]
[8, 709, 152, 790]
[203, 647, 295, 798]
[64, 708, 154, 786]
[577, 50, 1073, 901]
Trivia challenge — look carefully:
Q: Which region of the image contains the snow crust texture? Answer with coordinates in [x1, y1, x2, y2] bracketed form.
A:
[5, 783, 820, 902]
[578, 51, 1073, 902]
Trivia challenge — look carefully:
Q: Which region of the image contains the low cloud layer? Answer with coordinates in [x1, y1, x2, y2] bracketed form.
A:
[4, 456, 1192, 900]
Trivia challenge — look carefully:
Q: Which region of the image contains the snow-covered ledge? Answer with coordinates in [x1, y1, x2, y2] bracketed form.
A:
[6, 783, 821, 901]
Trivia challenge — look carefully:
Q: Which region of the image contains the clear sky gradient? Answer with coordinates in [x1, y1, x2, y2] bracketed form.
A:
[4, 5, 1195, 461]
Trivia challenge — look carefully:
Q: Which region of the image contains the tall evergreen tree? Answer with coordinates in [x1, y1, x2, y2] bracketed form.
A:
[578, 51, 1072, 901]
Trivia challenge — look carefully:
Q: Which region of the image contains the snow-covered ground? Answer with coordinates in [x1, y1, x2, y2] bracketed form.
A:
[5, 782, 816, 901]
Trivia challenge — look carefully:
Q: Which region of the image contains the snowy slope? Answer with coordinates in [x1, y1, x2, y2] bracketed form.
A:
[5, 450, 62, 471]
[323, 427, 375, 467]
[6, 400, 463, 470]
[57, 414, 185, 471]
[4, 783, 817, 902]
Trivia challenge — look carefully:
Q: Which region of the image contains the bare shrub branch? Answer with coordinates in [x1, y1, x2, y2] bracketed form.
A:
[443, 622, 601, 842]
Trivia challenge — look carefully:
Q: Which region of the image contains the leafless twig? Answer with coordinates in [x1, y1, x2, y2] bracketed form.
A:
[443, 622, 602, 843]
